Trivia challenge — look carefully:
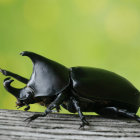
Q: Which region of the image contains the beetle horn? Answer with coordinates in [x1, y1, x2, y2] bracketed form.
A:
[20, 51, 37, 63]
[20, 51, 50, 64]
[3, 77, 21, 98]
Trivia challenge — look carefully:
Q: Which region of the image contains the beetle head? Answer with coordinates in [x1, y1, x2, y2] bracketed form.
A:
[3, 77, 34, 110]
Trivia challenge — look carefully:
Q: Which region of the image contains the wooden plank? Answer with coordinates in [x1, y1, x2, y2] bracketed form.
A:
[0, 109, 140, 140]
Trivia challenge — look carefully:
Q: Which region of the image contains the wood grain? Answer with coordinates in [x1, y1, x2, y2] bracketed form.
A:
[0, 109, 140, 140]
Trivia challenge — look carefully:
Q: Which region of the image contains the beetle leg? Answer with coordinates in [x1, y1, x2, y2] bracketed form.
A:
[117, 108, 140, 122]
[96, 107, 140, 122]
[24, 92, 67, 124]
[44, 92, 67, 114]
[0, 68, 28, 84]
[71, 97, 89, 129]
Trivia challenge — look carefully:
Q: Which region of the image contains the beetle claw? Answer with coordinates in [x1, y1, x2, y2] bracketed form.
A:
[24, 116, 34, 124]
[79, 123, 85, 130]
[24, 113, 46, 124]
[79, 120, 89, 129]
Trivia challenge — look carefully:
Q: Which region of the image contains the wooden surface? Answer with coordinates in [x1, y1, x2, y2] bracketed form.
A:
[0, 109, 140, 140]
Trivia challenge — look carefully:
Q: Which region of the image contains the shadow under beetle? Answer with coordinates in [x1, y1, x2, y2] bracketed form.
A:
[1, 51, 140, 128]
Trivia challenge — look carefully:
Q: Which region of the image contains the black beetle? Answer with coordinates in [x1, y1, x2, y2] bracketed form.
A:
[1, 51, 140, 128]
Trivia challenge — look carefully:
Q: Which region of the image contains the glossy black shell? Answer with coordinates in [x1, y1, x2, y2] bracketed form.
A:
[70, 67, 140, 108]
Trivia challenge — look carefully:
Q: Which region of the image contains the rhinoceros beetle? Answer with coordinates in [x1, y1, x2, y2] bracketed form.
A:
[1, 51, 140, 128]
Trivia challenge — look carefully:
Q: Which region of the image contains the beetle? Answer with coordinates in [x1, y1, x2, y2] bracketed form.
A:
[0, 51, 140, 128]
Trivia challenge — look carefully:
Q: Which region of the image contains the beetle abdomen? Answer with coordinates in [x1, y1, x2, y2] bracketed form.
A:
[70, 67, 140, 107]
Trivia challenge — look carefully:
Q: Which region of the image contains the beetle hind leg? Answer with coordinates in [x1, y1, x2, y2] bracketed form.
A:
[117, 108, 140, 123]
[96, 107, 140, 123]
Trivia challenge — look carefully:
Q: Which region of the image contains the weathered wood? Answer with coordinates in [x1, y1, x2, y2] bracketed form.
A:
[0, 109, 140, 140]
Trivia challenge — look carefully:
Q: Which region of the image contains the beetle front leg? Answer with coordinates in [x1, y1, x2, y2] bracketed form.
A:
[24, 92, 67, 123]
[71, 97, 89, 129]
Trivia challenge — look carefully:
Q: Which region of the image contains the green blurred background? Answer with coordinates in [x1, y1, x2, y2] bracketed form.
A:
[0, 0, 140, 115]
